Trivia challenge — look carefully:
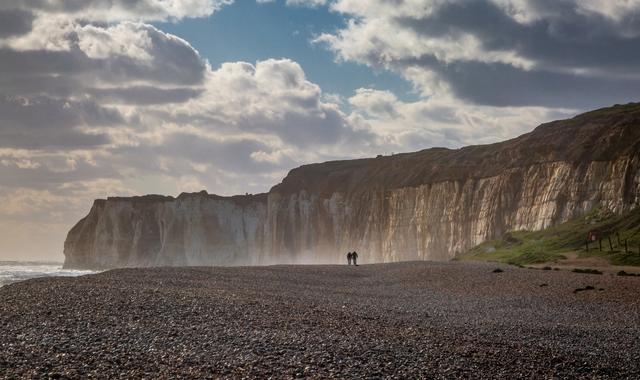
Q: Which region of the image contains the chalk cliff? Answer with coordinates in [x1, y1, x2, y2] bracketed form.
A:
[64, 103, 640, 269]
[64, 193, 268, 269]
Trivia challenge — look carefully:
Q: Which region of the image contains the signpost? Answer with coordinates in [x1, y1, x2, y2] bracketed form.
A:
[586, 230, 599, 252]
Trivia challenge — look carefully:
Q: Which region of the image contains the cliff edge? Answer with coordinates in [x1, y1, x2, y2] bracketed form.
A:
[64, 103, 640, 269]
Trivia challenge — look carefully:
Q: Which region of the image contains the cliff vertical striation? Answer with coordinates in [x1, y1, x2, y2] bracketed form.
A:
[64, 192, 267, 269]
[64, 104, 640, 269]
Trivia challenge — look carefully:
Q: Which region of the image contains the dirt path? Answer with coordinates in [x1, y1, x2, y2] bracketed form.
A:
[528, 251, 640, 274]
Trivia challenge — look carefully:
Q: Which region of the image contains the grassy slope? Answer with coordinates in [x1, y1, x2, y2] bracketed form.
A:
[459, 208, 640, 267]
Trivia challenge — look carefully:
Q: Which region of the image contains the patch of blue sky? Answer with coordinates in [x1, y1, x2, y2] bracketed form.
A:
[154, 1, 419, 104]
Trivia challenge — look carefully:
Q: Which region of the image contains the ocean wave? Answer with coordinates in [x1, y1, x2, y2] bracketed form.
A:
[0, 262, 97, 287]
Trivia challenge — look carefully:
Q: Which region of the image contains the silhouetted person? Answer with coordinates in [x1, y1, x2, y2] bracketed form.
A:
[352, 251, 358, 266]
[347, 251, 352, 265]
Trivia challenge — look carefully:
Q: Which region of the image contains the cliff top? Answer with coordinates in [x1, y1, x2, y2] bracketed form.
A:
[97, 191, 267, 205]
[271, 102, 640, 196]
[90, 102, 640, 202]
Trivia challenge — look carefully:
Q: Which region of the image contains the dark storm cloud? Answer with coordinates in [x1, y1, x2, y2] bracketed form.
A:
[160, 133, 291, 173]
[86, 86, 204, 105]
[0, 22, 208, 149]
[328, 0, 640, 109]
[0, 75, 83, 99]
[0, 96, 124, 130]
[230, 108, 373, 148]
[398, 55, 640, 109]
[0, 132, 109, 149]
[130, 26, 208, 85]
[0, 96, 121, 149]
[0, 0, 150, 13]
[0, 26, 207, 88]
[108, 132, 294, 177]
[0, 9, 34, 37]
[399, 1, 640, 74]
[245, 109, 350, 147]
[0, 0, 218, 21]
[0, 49, 91, 78]
[0, 159, 120, 188]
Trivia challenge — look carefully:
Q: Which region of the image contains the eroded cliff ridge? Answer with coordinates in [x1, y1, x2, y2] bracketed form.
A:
[64, 104, 640, 269]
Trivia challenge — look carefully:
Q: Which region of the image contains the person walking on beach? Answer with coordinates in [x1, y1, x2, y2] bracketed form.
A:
[352, 251, 358, 266]
[347, 251, 353, 265]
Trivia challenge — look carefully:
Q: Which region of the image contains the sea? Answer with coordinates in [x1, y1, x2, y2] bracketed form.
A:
[0, 261, 96, 288]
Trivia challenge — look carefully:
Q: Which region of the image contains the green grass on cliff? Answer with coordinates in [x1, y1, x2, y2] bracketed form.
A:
[460, 208, 640, 267]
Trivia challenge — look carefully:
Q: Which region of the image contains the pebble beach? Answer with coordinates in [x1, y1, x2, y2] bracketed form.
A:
[1, 261, 639, 378]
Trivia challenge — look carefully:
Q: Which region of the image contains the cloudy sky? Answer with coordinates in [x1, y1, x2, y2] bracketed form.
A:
[2, 0, 640, 260]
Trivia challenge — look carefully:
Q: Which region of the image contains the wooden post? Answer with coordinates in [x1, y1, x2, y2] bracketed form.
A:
[608, 236, 614, 251]
[616, 232, 621, 247]
[585, 241, 589, 252]
[624, 239, 628, 254]
[599, 239, 603, 251]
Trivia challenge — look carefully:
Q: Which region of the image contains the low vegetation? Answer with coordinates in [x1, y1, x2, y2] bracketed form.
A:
[618, 271, 640, 277]
[460, 207, 640, 267]
[573, 285, 597, 294]
[572, 268, 603, 275]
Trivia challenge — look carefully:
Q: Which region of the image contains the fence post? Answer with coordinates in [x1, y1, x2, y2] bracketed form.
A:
[599, 239, 602, 251]
[625, 239, 628, 254]
[608, 236, 614, 251]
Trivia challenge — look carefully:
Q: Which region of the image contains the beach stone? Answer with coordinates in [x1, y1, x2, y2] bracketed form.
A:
[1, 262, 640, 378]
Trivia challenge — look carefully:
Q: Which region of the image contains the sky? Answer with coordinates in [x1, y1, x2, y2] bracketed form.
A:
[2, 0, 640, 261]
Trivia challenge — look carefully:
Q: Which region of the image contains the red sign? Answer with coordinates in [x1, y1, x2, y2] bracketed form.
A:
[587, 231, 599, 241]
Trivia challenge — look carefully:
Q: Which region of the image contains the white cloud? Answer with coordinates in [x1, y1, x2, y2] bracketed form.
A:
[0, 0, 383, 261]
[286, 0, 328, 7]
[349, 89, 399, 119]
[492, 0, 640, 25]
[319, 0, 640, 109]
[347, 88, 573, 150]
[3, 0, 628, 261]
[0, 0, 231, 23]
[77, 23, 154, 61]
[0, 0, 235, 259]
[257, 0, 328, 7]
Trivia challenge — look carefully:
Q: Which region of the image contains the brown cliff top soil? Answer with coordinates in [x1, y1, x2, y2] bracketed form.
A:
[85, 103, 640, 203]
[272, 102, 640, 196]
[101, 191, 268, 206]
[2, 261, 640, 378]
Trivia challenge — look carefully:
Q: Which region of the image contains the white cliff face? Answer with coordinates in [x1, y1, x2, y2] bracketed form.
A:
[263, 157, 639, 265]
[64, 104, 640, 269]
[64, 193, 267, 269]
